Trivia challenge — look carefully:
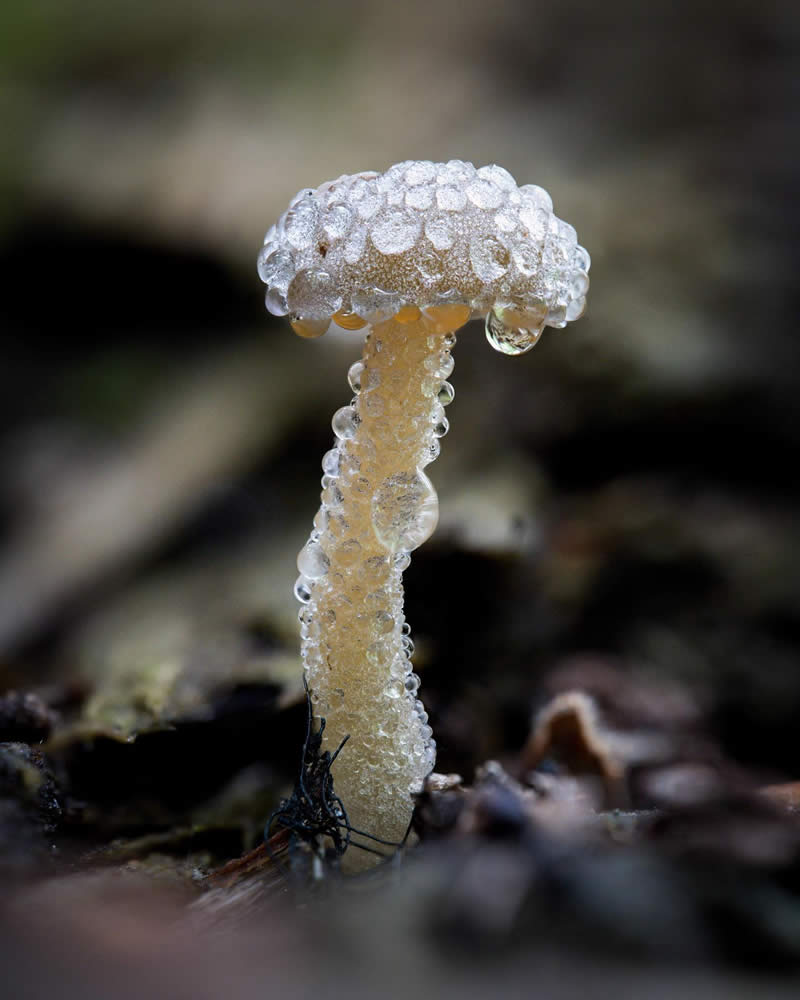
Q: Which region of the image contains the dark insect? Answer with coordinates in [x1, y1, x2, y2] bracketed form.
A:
[264, 684, 406, 872]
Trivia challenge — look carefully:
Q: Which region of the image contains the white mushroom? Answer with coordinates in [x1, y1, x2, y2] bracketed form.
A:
[258, 160, 590, 868]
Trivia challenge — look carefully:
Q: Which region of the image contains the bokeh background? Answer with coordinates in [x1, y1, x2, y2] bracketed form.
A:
[1, 0, 800, 994]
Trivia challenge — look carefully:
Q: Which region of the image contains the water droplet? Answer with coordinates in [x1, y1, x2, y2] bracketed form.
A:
[321, 448, 340, 476]
[332, 405, 358, 439]
[518, 202, 549, 240]
[404, 671, 419, 690]
[347, 361, 365, 393]
[405, 162, 437, 185]
[257, 246, 292, 284]
[289, 187, 314, 207]
[436, 186, 467, 212]
[545, 304, 568, 329]
[570, 273, 590, 298]
[557, 219, 578, 247]
[477, 164, 516, 190]
[290, 316, 329, 339]
[575, 245, 591, 272]
[437, 381, 455, 405]
[284, 199, 320, 250]
[371, 210, 421, 254]
[470, 234, 510, 282]
[372, 470, 439, 553]
[425, 216, 454, 251]
[374, 610, 394, 634]
[433, 414, 449, 438]
[437, 160, 473, 186]
[294, 576, 312, 603]
[422, 301, 470, 334]
[519, 183, 553, 212]
[466, 178, 504, 210]
[385, 679, 404, 699]
[566, 297, 586, 321]
[416, 248, 445, 284]
[406, 185, 435, 210]
[394, 552, 411, 571]
[494, 211, 518, 233]
[323, 203, 352, 240]
[512, 241, 542, 277]
[396, 305, 422, 323]
[351, 287, 402, 322]
[356, 189, 382, 220]
[425, 438, 441, 464]
[332, 309, 367, 331]
[439, 354, 455, 379]
[297, 540, 330, 579]
[485, 307, 544, 355]
[265, 285, 289, 316]
[287, 268, 342, 320]
[342, 225, 367, 264]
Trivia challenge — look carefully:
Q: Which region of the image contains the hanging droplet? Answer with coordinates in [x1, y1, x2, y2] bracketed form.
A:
[485, 307, 544, 355]
[372, 470, 439, 553]
[332, 309, 368, 331]
[290, 315, 329, 339]
[396, 305, 422, 324]
[433, 414, 450, 438]
[347, 361, 365, 393]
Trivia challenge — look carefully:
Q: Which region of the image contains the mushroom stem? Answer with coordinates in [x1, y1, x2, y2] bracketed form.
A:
[296, 307, 469, 863]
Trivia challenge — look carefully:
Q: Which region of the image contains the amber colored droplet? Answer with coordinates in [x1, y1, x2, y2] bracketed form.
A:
[424, 304, 472, 333]
[395, 305, 422, 324]
[333, 310, 368, 330]
[291, 317, 330, 339]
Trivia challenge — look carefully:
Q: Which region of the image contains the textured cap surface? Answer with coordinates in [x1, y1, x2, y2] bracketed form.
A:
[257, 160, 590, 334]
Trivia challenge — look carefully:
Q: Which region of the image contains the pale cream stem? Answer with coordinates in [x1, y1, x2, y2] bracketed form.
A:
[298, 306, 469, 863]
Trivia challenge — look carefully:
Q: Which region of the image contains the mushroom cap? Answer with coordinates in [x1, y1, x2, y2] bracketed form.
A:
[258, 160, 590, 333]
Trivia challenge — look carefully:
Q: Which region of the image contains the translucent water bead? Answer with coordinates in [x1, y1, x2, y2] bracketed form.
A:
[372, 470, 439, 554]
[485, 305, 545, 356]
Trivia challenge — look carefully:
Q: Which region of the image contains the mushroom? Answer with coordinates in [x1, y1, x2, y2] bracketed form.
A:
[258, 160, 590, 867]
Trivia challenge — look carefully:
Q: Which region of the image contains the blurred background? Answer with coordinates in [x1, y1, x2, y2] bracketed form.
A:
[1, 0, 800, 993]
